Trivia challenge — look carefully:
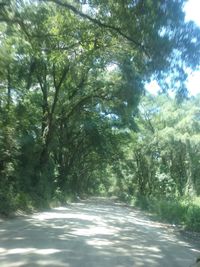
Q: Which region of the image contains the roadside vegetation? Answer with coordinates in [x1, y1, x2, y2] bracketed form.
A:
[0, 0, 200, 232]
[131, 196, 200, 232]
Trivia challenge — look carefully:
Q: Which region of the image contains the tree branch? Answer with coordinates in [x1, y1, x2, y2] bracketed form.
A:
[42, 0, 149, 56]
[51, 63, 70, 118]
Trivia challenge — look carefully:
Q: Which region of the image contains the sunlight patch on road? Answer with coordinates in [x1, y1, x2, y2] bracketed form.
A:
[1, 247, 61, 256]
[131, 245, 161, 254]
[32, 210, 99, 222]
[4, 248, 35, 255]
[35, 248, 61, 255]
[36, 260, 69, 267]
[71, 225, 118, 237]
[87, 238, 114, 247]
[0, 248, 6, 253]
[191, 248, 200, 253]
[54, 207, 71, 211]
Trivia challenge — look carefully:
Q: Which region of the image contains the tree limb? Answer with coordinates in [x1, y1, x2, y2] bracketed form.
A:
[42, 0, 149, 56]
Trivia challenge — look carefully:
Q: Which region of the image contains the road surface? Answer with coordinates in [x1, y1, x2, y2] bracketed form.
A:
[0, 198, 199, 267]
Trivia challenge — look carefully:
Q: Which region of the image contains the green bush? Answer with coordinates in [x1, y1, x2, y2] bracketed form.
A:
[134, 195, 200, 231]
[15, 192, 33, 211]
[135, 195, 151, 210]
[51, 188, 68, 206]
[186, 205, 200, 232]
[156, 199, 187, 224]
[0, 192, 14, 216]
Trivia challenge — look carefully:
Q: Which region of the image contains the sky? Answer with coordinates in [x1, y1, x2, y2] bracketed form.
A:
[146, 0, 200, 96]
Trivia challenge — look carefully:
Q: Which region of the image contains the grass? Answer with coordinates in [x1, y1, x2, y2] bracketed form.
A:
[132, 195, 200, 232]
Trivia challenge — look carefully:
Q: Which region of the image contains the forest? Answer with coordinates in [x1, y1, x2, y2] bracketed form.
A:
[0, 0, 200, 231]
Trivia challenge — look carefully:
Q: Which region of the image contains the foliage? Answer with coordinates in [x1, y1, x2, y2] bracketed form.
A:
[0, 0, 200, 227]
[122, 94, 200, 231]
[133, 196, 200, 231]
[186, 202, 200, 231]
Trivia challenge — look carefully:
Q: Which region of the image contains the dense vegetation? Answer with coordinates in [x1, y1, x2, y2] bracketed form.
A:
[0, 0, 200, 230]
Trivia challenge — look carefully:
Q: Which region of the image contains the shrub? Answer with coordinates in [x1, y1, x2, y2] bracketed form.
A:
[186, 205, 200, 232]
[15, 192, 33, 211]
[157, 199, 188, 224]
[0, 192, 14, 216]
[134, 195, 200, 231]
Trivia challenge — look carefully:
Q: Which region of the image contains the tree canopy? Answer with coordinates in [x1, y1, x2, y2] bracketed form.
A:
[0, 0, 200, 218]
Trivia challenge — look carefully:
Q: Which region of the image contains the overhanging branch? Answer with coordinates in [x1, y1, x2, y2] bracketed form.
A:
[42, 0, 149, 56]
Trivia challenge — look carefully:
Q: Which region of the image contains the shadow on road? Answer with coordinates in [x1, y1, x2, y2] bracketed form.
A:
[0, 198, 199, 267]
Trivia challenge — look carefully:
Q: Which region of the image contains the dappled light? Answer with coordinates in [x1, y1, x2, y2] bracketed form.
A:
[0, 199, 199, 267]
[1, 1, 200, 266]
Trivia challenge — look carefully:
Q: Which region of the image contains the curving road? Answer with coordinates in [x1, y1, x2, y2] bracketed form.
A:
[0, 198, 199, 267]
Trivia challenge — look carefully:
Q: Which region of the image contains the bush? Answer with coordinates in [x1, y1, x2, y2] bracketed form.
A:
[0, 179, 17, 215]
[133, 195, 200, 231]
[156, 199, 187, 224]
[135, 195, 151, 210]
[186, 205, 200, 232]
[15, 192, 33, 211]
[0, 192, 14, 216]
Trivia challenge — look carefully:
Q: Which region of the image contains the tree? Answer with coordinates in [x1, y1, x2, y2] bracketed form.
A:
[0, 0, 200, 211]
[125, 94, 200, 199]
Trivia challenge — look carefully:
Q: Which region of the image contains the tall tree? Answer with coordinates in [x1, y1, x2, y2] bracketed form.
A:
[0, 0, 200, 211]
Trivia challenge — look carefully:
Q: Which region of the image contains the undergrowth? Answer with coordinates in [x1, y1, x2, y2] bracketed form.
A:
[132, 196, 200, 232]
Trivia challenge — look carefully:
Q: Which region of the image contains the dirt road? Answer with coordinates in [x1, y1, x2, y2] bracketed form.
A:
[0, 198, 199, 267]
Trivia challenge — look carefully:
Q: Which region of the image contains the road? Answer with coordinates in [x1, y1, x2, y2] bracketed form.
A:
[0, 198, 199, 267]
